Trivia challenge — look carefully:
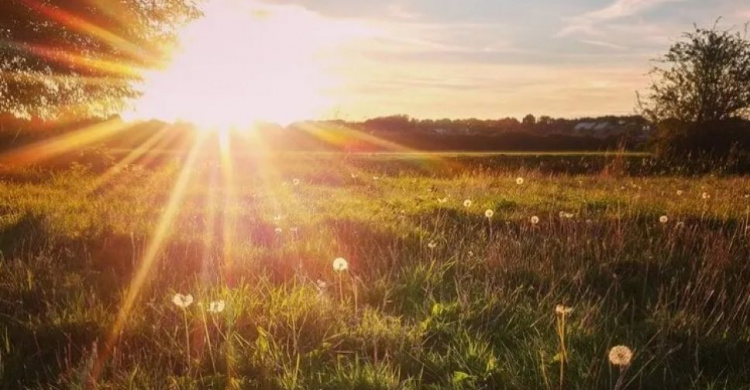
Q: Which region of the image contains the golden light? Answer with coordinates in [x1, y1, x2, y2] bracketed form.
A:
[123, 0, 366, 130]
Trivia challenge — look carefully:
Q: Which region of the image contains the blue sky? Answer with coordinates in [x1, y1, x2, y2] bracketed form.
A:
[254, 1, 750, 119]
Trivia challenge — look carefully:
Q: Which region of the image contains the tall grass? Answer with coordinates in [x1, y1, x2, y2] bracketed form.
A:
[0, 154, 747, 388]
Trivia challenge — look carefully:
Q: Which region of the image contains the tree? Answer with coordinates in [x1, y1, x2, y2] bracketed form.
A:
[639, 23, 750, 124]
[0, 0, 201, 119]
[522, 114, 536, 126]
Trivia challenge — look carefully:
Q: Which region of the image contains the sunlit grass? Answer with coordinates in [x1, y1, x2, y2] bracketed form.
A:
[0, 152, 748, 388]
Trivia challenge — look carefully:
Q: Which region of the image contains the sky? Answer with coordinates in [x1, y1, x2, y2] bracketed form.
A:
[133, 0, 749, 123]
[245, 0, 748, 120]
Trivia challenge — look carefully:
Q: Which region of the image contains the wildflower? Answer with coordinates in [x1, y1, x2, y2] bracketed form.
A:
[531, 216, 540, 225]
[676, 190, 683, 196]
[485, 209, 494, 219]
[555, 304, 572, 315]
[208, 300, 225, 313]
[333, 257, 348, 272]
[427, 241, 437, 249]
[608, 345, 633, 367]
[292, 178, 300, 186]
[172, 293, 194, 309]
[463, 199, 472, 208]
[702, 192, 711, 200]
[275, 227, 282, 234]
[659, 215, 668, 224]
[516, 177, 524, 185]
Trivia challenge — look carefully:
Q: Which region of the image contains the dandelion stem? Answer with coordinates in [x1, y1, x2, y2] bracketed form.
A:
[201, 307, 216, 372]
[182, 309, 191, 373]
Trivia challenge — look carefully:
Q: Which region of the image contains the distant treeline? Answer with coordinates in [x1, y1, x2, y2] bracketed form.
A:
[0, 113, 651, 153]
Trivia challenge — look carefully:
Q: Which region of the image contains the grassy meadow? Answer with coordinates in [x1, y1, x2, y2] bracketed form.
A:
[0, 150, 748, 389]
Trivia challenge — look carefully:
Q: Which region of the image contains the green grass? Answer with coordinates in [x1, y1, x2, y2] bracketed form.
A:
[0, 152, 748, 389]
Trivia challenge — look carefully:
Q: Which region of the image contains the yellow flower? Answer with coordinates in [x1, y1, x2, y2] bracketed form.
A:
[172, 293, 194, 309]
[608, 345, 633, 366]
[333, 257, 348, 272]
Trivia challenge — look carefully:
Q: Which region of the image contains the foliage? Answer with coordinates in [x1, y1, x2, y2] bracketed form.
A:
[0, 0, 201, 119]
[639, 23, 750, 124]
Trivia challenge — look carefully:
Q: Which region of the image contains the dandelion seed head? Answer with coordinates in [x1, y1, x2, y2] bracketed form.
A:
[463, 199, 472, 208]
[292, 178, 300, 186]
[172, 293, 194, 309]
[555, 304, 572, 315]
[676, 190, 683, 196]
[608, 345, 633, 366]
[485, 209, 494, 218]
[516, 177, 524, 185]
[208, 300, 225, 313]
[659, 215, 668, 224]
[531, 216, 540, 225]
[427, 241, 437, 249]
[333, 257, 348, 272]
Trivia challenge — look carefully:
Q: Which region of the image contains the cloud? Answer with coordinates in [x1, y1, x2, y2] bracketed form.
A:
[579, 39, 629, 50]
[387, 4, 420, 20]
[558, 0, 686, 37]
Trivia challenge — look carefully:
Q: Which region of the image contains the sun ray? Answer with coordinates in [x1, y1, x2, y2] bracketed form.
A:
[93, 132, 208, 381]
[0, 119, 134, 168]
[21, 0, 154, 64]
[2, 40, 141, 77]
[83, 125, 173, 195]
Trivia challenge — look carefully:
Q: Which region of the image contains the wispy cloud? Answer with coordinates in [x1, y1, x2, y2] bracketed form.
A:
[558, 0, 686, 37]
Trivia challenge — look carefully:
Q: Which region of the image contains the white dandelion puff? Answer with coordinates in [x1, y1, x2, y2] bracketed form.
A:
[676, 190, 683, 196]
[516, 177, 524, 185]
[208, 300, 225, 313]
[659, 215, 668, 224]
[555, 304, 572, 315]
[292, 178, 300, 186]
[172, 293, 194, 309]
[608, 345, 633, 367]
[463, 199, 472, 208]
[333, 257, 348, 272]
[530, 216, 540, 225]
[485, 209, 494, 219]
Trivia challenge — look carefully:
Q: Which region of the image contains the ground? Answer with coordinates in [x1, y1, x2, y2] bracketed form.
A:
[0, 151, 748, 389]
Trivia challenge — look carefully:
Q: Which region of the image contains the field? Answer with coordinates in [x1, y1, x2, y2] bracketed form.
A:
[0, 149, 748, 389]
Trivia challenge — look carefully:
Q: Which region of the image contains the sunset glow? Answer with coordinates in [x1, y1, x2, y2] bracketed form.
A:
[124, 0, 367, 129]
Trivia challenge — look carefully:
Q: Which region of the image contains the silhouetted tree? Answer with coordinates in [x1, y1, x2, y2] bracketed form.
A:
[639, 23, 750, 123]
[639, 22, 750, 159]
[0, 0, 201, 119]
[522, 114, 536, 126]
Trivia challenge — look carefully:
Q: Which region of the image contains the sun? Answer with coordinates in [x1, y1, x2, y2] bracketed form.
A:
[123, 0, 356, 130]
